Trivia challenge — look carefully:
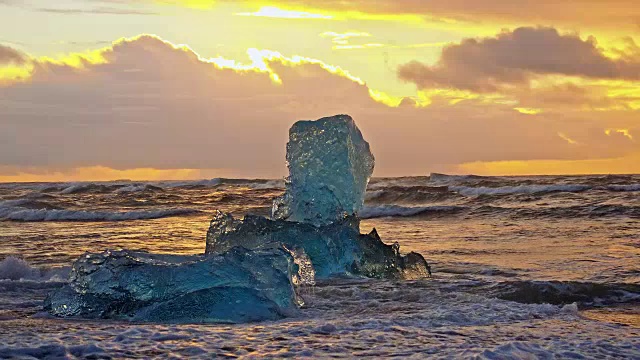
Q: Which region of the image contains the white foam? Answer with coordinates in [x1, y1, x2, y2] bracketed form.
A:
[246, 180, 285, 190]
[0, 257, 41, 280]
[0, 279, 637, 358]
[364, 190, 385, 201]
[0, 257, 68, 281]
[451, 184, 591, 196]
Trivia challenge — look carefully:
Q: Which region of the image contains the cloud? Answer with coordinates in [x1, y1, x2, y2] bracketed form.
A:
[398, 27, 640, 93]
[155, 0, 217, 9]
[235, 6, 333, 19]
[1, 34, 639, 178]
[319, 31, 384, 50]
[605, 128, 634, 141]
[243, 0, 640, 31]
[6, 0, 640, 32]
[0, 44, 27, 65]
[38, 7, 158, 15]
[320, 32, 371, 44]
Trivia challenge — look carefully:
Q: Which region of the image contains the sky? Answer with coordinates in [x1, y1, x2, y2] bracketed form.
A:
[1, 0, 639, 181]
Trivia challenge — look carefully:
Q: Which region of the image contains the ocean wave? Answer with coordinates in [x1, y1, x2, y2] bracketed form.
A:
[59, 183, 118, 194]
[509, 204, 640, 218]
[115, 184, 164, 193]
[451, 184, 591, 196]
[0, 199, 61, 210]
[429, 173, 490, 184]
[486, 280, 640, 307]
[163, 178, 223, 189]
[607, 184, 640, 192]
[360, 205, 466, 219]
[0, 257, 69, 282]
[365, 185, 458, 204]
[0, 208, 199, 222]
[164, 178, 284, 190]
[245, 180, 285, 190]
[359, 203, 640, 219]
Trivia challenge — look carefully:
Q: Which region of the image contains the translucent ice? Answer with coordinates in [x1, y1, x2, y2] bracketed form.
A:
[45, 113, 429, 324]
[272, 114, 375, 226]
[206, 211, 429, 280]
[206, 114, 429, 280]
[45, 247, 302, 323]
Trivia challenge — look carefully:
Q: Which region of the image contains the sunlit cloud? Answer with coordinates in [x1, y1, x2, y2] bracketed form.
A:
[0, 44, 27, 65]
[557, 132, 579, 145]
[233, 0, 640, 34]
[318, 31, 385, 50]
[514, 107, 543, 115]
[605, 128, 634, 140]
[235, 6, 333, 19]
[333, 44, 384, 50]
[2, 33, 639, 178]
[320, 31, 371, 44]
[399, 27, 640, 93]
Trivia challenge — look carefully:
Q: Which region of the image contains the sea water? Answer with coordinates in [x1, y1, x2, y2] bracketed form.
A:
[0, 174, 638, 358]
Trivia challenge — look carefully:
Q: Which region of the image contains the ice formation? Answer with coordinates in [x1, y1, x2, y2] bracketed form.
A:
[45, 248, 302, 323]
[272, 114, 375, 226]
[206, 212, 429, 279]
[207, 114, 429, 280]
[46, 113, 429, 323]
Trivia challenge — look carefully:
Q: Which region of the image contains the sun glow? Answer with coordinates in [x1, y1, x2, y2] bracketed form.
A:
[0, 64, 34, 85]
[235, 6, 333, 19]
[459, 152, 640, 176]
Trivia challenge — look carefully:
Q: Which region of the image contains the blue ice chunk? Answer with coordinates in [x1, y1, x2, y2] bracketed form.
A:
[206, 211, 429, 280]
[272, 114, 375, 226]
[45, 247, 302, 323]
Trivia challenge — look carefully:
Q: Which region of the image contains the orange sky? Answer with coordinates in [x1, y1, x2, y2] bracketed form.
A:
[0, 1, 639, 181]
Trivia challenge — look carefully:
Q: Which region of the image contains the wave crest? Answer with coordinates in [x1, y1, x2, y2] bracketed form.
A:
[360, 205, 466, 219]
[0, 208, 198, 222]
[0, 257, 69, 281]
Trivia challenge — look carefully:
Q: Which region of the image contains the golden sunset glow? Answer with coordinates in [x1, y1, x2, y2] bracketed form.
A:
[236, 6, 333, 19]
[0, 0, 639, 180]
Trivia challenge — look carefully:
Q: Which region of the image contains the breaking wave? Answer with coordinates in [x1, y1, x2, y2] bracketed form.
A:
[0, 207, 199, 222]
[114, 184, 164, 193]
[0, 257, 69, 282]
[485, 280, 640, 307]
[450, 184, 591, 196]
[608, 184, 640, 192]
[59, 183, 116, 194]
[365, 185, 459, 204]
[359, 203, 640, 219]
[360, 205, 466, 219]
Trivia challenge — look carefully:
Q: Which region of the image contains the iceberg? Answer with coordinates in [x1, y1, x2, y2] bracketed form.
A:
[272, 114, 375, 226]
[207, 114, 429, 280]
[46, 113, 430, 324]
[45, 247, 302, 323]
[206, 211, 429, 279]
